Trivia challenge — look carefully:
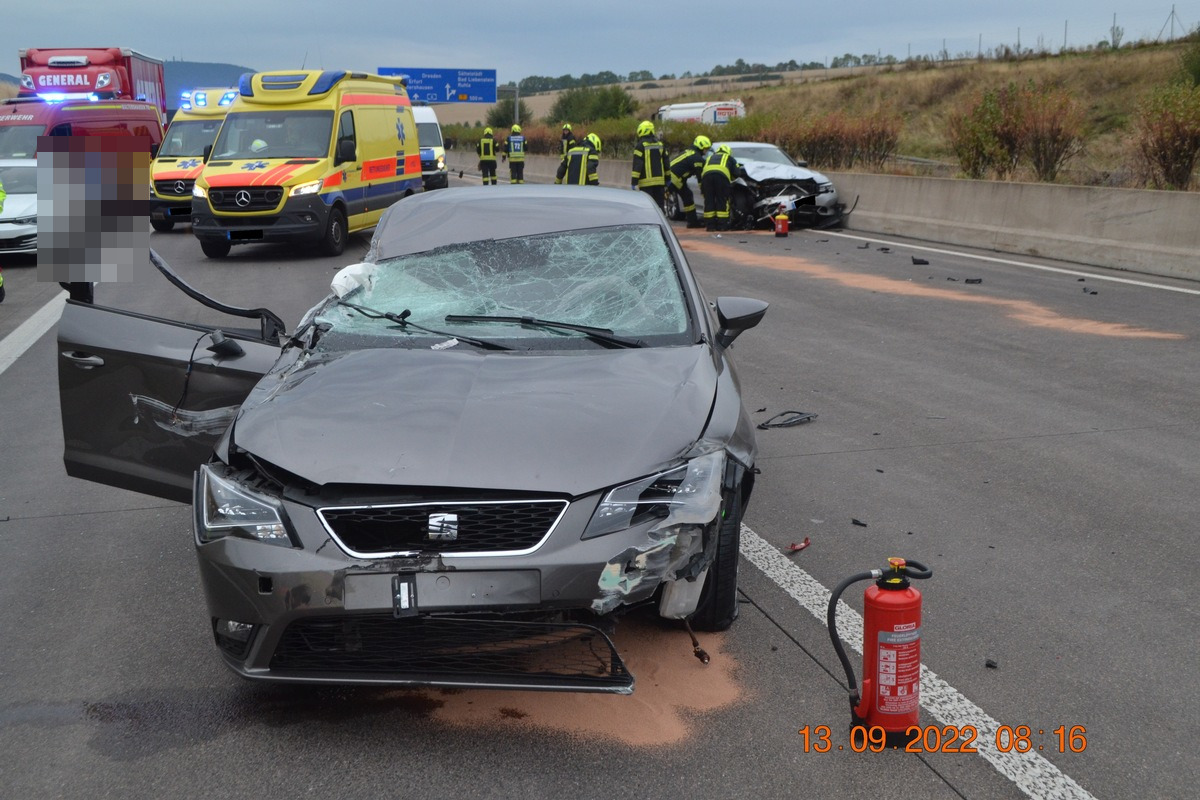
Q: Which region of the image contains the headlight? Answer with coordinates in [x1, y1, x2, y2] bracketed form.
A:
[10, 216, 36, 225]
[192, 184, 208, 199]
[198, 465, 293, 547]
[436, 155, 445, 170]
[819, 182, 834, 193]
[95, 72, 112, 90]
[289, 179, 323, 197]
[583, 450, 724, 539]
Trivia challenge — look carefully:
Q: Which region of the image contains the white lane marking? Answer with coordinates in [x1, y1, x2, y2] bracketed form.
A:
[0, 291, 66, 379]
[740, 526, 1097, 800]
[822, 230, 1200, 296]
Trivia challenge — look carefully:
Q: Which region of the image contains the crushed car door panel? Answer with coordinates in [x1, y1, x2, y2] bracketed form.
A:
[57, 301, 279, 503]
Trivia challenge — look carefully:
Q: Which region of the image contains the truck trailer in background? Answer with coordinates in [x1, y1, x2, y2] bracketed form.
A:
[19, 47, 166, 114]
[655, 100, 745, 125]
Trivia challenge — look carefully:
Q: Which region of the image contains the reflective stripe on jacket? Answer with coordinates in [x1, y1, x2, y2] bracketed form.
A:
[632, 136, 667, 187]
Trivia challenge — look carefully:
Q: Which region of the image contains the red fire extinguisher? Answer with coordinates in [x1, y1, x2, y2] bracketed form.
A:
[773, 206, 790, 237]
[828, 557, 932, 746]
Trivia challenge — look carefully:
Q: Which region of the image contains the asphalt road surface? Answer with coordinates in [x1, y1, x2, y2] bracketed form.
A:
[0, 194, 1197, 799]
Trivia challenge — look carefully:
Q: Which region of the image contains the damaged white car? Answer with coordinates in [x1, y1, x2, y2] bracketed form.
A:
[666, 141, 849, 229]
[56, 185, 767, 694]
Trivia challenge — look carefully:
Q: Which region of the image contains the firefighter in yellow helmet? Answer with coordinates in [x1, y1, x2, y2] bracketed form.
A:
[556, 132, 601, 186]
[476, 127, 498, 186]
[561, 123, 577, 157]
[669, 134, 711, 228]
[503, 124, 526, 184]
[701, 143, 750, 231]
[631, 120, 668, 208]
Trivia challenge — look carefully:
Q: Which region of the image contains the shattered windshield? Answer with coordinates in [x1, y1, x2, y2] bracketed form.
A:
[314, 225, 693, 351]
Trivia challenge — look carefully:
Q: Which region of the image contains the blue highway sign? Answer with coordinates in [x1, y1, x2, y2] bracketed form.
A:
[377, 68, 497, 103]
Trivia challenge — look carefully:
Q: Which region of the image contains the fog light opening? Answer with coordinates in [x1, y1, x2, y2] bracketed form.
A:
[216, 619, 254, 642]
[258, 576, 274, 595]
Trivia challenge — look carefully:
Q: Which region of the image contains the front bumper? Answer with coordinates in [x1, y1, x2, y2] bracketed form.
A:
[149, 194, 193, 222]
[0, 222, 36, 254]
[190, 194, 332, 246]
[194, 475, 713, 692]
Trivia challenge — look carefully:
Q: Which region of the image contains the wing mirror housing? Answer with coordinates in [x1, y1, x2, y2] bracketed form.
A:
[714, 296, 768, 349]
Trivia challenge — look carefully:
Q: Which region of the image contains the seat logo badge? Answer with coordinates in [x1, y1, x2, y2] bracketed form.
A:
[428, 512, 459, 540]
[235, 190, 251, 207]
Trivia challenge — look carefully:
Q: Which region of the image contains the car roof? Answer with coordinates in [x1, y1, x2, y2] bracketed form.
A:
[372, 185, 670, 260]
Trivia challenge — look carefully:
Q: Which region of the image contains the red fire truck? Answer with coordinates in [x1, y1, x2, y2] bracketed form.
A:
[19, 48, 166, 115]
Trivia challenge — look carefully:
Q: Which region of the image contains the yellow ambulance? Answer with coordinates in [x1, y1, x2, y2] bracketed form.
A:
[190, 70, 421, 258]
[150, 87, 237, 231]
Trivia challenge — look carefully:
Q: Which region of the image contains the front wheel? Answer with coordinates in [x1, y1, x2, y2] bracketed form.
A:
[200, 239, 230, 259]
[691, 489, 743, 632]
[321, 207, 347, 256]
[150, 218, 175, 232]
[664, 187, 685, 221]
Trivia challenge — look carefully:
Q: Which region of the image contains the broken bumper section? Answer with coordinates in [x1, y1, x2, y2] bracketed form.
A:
[263, 614, 634, 694]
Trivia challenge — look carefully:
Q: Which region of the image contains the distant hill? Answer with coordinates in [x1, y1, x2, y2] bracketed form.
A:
[163, 60, 256, 110]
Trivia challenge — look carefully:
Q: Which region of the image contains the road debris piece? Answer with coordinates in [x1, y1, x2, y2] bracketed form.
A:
[965, 278, 982, 284]
[787, 537, 811, 553]
[757, 410, 818, 429]
[946, 277, 959, 281]
[1083, 287, 1098, 295]
[852, 519, 868, 527]
[755, 407, 767, 412]
[683, 619, 710, 665]
[877, 246, 890, 252]
[911, 257, 929, 265]
[985, 659, 999, 669]
[858, 242, 870, 249]
[875, 468, 884, 473]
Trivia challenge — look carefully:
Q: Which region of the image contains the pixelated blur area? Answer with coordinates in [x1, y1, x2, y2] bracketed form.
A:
[36, 136, 151, 284]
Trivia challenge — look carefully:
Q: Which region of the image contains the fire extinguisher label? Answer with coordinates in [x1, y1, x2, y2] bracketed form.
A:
[877, 628, 920, 714]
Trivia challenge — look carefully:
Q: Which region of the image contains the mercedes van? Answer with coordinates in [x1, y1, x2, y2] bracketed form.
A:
[190, 70, 422, 258]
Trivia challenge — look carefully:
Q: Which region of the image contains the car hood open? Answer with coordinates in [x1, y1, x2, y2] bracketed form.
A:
[232, 345, 719, 496]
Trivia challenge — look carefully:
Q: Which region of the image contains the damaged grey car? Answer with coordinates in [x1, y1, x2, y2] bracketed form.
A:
[57, 185, 767, 694]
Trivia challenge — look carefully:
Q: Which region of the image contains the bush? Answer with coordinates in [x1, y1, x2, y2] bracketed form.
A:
[1135, 82, 1200, 189]
[1022, 83, 1086, 181]
[548, 86, 637, 124]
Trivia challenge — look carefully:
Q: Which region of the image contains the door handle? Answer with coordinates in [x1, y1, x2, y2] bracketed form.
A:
[61, 351, 105, 369]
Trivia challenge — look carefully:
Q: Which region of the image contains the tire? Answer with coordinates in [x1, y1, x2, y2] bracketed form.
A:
[691, 489, 743, 632]
[321, 207, 347, 256]
[664, 187, 684, 221]
[151, 218, 175, 233]
[200, 239, 231, 259]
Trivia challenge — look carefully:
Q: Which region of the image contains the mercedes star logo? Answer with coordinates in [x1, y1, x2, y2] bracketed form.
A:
[235, 190, 251, 208]
[173, 180, 186, 195]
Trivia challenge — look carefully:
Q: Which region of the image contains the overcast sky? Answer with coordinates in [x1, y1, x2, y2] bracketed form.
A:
[5, 2, 1195, 85]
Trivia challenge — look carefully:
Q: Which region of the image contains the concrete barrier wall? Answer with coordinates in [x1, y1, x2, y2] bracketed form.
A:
[458, 155, 1198, 282]
[827, 172, 1200, 282]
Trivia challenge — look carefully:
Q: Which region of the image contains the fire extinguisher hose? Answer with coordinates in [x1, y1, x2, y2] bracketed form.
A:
[827, 570, 880, 710]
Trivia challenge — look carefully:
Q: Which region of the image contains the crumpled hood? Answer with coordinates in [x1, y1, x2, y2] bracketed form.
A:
[0, 193, 35, 221]
[232, 346, 719, 496]
[741, 159, 831, 186]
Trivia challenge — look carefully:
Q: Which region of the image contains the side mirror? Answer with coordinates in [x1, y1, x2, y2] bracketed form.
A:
[202, 144, 212, 163]
[714, 296, 768, 349]
[150, 142, 160, 158]
[335, 138, 356, 166]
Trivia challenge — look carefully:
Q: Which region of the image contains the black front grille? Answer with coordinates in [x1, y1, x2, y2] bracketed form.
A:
[420, 158, 436, 170]
[154, 179, 195, 197]
[320, 501, 567, 556]
[0, 234, 36, 250]
[270, 614, 633, 693]
[208, 186, 284, 212]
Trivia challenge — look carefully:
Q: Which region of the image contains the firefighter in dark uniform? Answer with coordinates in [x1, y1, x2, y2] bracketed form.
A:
[477, 127, 498, 185]
[561, 123, 577, 157]
[556, 133, 601, 186]
[701, 144, 749, 230]
[669, 134, 711, 228]
[503, 124, 526, 184]
[631, 120, 668, 208]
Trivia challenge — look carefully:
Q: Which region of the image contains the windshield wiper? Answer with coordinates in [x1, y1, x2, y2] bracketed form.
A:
[336, 300, 514, 351]
[444, 315, 645, 349]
